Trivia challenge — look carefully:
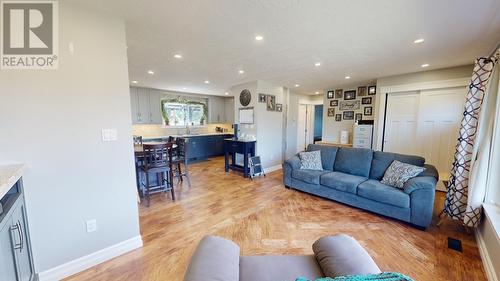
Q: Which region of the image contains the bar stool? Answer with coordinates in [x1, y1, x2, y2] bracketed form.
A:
[140, 142, 175, 206]
[172, 138, 191, 187]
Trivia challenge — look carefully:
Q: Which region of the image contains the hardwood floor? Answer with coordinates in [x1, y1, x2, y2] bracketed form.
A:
[66, 157, 487, 281]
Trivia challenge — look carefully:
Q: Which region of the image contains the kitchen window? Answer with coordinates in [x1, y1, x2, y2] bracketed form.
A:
[163, 102, 206, 127]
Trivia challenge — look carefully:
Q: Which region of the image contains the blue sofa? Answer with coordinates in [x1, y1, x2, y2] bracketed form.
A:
[283, 144, 439, 228]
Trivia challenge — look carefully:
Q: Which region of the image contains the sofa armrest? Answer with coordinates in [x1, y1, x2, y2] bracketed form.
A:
[313, 234, 381, 277]
[183, 236, 240, 281]
[283, 155, 301, 187]
[403, 174, 437, 228]
[403, 175, 438, 195]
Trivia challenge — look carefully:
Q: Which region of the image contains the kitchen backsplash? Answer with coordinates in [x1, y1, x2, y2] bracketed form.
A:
[132, 124, 233, 137]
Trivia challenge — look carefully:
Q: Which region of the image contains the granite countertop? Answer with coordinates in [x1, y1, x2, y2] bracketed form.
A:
[0, 164, 27, 199]
[142, 132, 233, 140]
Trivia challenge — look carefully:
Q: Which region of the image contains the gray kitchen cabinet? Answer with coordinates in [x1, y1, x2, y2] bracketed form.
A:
[0, 217, 18, 281]
[148, 90, 163, 124]
[0, 178, 35, 281]
[130, 87, 140, 124]
[224, 97, 234, 124]
[137, 88, 151, 124]
[208, 96, 226, 124]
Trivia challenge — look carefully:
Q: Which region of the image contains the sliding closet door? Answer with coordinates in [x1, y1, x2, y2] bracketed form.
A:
[384, 92, 420, 155]
[418, 87, 466, 190]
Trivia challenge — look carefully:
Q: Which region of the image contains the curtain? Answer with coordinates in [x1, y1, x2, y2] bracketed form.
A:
[444, 55, 498, 227]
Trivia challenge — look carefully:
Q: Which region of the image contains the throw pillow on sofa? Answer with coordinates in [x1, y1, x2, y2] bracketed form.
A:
[299, 150, 323, 170]
[381, 160, 425, 188]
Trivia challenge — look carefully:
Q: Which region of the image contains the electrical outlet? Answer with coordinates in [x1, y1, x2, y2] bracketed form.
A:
[86, 219, 97, 233]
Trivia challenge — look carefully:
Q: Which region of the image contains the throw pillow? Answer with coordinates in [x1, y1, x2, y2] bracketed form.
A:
[296, 272, 414, 281]
[299, 150, 323, 170]
[380, 160, 425, 188]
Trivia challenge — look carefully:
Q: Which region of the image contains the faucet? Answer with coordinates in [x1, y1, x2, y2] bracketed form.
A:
[185, 126, 191, 135]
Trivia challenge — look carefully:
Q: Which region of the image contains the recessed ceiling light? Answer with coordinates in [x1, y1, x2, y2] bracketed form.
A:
[204, 80, 210, 84]
[414, 38, 424, 44]
[315, 91, 320, 95]
[225, 92, 229, 95]
[174, 54, 183, 59]
[314, 62, 321, 67]
[182, 87, 187, 90]
[255, 35, 264, 41]
[345, 76, 350, 79]
[131, 80, 138, 84]
[294, 84, 300, 87]
[421, 63, 429, 68]
[147, 70, 154, 75]
[238, 70, 245, 74]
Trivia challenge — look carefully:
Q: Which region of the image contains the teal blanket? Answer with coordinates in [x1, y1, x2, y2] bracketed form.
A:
[296, 272, 414, 281]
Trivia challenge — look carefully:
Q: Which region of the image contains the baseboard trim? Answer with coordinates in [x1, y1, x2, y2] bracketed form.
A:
[475, 227, 499, 281]
[37, 235, 143, 281]
[264, 164, 282, 173]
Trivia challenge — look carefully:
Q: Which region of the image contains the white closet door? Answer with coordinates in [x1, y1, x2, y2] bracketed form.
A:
[418, 87, 466, 190]
[384, 92, 420, 155]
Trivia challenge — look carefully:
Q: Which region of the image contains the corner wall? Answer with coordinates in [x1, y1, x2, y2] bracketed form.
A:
[0, 2, 141, 277]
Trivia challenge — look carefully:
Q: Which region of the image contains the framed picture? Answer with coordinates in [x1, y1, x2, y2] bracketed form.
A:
[364, 106, 373, 116]
[361, 97, 372, 105]
[358, 86, 367, 96]
[266, 95, 276, 111]
[327, 108, 335, 117]
[339, 100, 360, 110]
[335, 89, 343, 99]
[343, 111, 354, 120]
[276, 103, 283, 112]
[258, 93, 266, 103]
[368, 85, 376, 95]
[344, 90, 356, 100]
[335, 114, 342, 122]
[327, 90, 334, 99]
[330, 100, 338, 107]
[355, 113, 363, 122]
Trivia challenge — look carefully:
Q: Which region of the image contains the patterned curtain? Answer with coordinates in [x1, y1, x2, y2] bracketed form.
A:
[444, 56, 497, 227]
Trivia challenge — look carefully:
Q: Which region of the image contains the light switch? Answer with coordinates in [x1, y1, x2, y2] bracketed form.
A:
[101, 129, 118, 142]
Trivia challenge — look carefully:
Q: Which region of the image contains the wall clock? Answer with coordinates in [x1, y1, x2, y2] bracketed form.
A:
[239, 89, 251, 106]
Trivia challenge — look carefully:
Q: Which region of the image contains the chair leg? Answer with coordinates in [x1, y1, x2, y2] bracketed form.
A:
[177, 163, 183, 182]
[145, 172, 150, 207]
[169, 169, 176, 201]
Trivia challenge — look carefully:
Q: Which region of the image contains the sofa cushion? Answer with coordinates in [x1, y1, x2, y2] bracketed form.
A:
[307, 144, 339, 171]
[333, 148, 373, 177]
[357, 180, 410, 208]
[381, 160, 426, 188]
[299, 150, 323, 170]
[293, 169, 329, 185]
[370, 151, 425, 180]
[240, 255, 324, 281]
[320, 172, 367, 194]
[312, 234, 381, 277]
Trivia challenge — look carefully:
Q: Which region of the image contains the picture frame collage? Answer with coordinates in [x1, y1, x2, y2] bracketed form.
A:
[259, 93, 282, 112]
[326, 85, 375, 122]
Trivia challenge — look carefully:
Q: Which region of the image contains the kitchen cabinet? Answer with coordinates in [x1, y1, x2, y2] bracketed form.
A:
[224, 97, 234, 124]
[0, 169, 35, 281]
[208, 96, 225, 124]
[130, 87, 163, 125]
[185, 134, 232, 162]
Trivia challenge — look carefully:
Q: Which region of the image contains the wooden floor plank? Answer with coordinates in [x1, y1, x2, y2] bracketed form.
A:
[65, 157, 487, 281]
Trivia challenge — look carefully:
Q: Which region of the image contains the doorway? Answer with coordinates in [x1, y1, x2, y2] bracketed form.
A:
[297, 104, 315, 152]
[314, 105, 323, 143]
[383, 87, 466, 191]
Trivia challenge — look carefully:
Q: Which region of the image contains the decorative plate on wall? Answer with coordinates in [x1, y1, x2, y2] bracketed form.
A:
[240, 89, 252, 106]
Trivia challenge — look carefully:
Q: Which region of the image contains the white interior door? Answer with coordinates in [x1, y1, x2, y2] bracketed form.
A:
[383, 88, 466, 191]
[418, 87, 466, 191]
[297, 104, 314, 152]
[384, 92, 420, 155]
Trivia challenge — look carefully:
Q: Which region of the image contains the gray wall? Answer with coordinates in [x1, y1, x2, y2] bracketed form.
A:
[0, 2, 140, 273]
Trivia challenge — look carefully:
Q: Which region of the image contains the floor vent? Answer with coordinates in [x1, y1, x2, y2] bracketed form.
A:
[447, 237, 462, 252]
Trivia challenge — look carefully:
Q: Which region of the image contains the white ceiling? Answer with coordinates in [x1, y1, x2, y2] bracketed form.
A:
[70, 0, 500, 96]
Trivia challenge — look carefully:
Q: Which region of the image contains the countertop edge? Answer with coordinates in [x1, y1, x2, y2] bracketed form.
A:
[0, 164, 27, 200]
[142, 133, 234, 139]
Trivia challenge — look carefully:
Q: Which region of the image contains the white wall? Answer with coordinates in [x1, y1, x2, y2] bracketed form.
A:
[0, 2, 140, 276]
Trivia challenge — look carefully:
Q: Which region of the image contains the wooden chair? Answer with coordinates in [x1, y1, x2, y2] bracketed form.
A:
[172, 138, 191, 187]
[140, 142, 175, 206]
